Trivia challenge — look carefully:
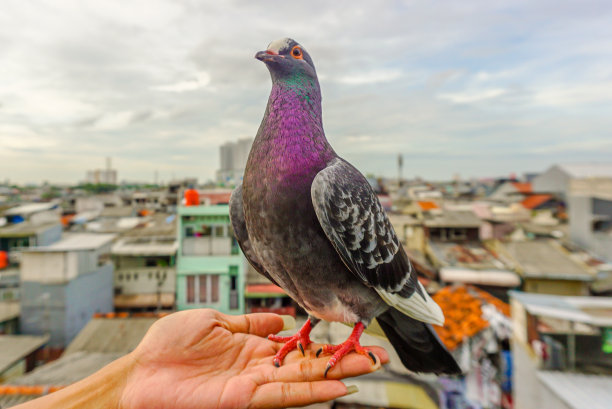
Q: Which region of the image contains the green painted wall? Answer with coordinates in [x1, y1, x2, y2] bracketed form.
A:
[176, 205, 246, 314]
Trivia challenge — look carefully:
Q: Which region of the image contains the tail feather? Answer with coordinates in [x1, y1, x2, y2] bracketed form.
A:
[377, 307, 462, 375]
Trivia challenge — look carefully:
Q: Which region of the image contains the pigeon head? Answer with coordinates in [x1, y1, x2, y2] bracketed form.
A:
[255, 38, 317, 83]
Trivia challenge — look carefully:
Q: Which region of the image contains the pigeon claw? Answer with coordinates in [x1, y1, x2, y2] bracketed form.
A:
[268, 318, 314, 367]
[317, 322, 375, 378]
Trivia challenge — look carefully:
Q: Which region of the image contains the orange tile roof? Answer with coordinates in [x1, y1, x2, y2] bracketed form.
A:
[521, 194, 553, 210]
[432, 285, 509, 351]
[0, 385, 64, 395]
[417, 201, 439, 211]
[511, 182, 532, 194]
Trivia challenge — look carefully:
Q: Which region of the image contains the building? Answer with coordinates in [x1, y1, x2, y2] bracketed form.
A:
[216, 138, 253, 185]
[0, 203, 62, 266]
[176, 204, 246, 314]
[499, 240, 596, 296]
[111, 235, 177, 311]
[532, 163, 612, 200]
[488, 181, 532, 204]
[510, 291, 612, 409]
[19, 233, 116, 348]
[568, 177, 612, 262]
[84, 157, 117, 185]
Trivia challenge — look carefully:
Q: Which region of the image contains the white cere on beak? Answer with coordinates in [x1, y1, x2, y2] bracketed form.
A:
[267, 38, 293, 54]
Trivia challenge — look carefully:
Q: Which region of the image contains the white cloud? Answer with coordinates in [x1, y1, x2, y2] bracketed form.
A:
[152, 71, 211, 92]
[437, 88, 508, 104]
[335, 69, 403, 85]
[1, 0, 612, 183]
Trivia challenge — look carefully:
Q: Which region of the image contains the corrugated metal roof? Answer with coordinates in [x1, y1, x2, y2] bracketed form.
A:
[502, 240, 594, 280]
[11, 351, 120, 386]
[3, 203, 57, 216]
[0, 221, 60, 237]
[510, 291, 612, 326]
[26, 233, 116, 252]
[0, 335, 49, 373]
[537, 371, 612, 409]
[424, 210, 482, 228]
[440, 267, 521, 287]
[63, 317, 157, 356]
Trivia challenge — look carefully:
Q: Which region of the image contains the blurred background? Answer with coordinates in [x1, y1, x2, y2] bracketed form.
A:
[1, 1, 612, 408]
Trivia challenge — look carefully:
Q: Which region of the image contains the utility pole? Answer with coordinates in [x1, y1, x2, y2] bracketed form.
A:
[397, 154, 403, 188]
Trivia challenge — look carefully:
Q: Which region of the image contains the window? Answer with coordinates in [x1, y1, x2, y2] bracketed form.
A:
[200, 225, 212, 237]
[199, 276, 208, 303]
[214, 226, 225, 237]
[211, 275, 219, 303]
[145, 258, 157, 267]
[185, 274, 221, 304]
[186, 276, 195, 303]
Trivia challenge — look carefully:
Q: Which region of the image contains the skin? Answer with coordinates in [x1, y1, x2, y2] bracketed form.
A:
[13, 309, 388, 409]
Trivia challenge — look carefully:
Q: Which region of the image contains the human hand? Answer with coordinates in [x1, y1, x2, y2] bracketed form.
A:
[119, 309, 388, 409]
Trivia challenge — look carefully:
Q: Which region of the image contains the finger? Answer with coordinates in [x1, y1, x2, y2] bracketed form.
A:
[264, 347, 388, 383]
[250, 380, 348, 409]
[283, 345, 390, 366]
[217, 312, 285, 337]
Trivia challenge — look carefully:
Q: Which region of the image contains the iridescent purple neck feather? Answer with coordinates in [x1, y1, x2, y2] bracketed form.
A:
[250, 73, 336, 182]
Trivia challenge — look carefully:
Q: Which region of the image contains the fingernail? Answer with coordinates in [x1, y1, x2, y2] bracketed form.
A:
[280, 315, 295, 331]
[345, 385, 359, 395]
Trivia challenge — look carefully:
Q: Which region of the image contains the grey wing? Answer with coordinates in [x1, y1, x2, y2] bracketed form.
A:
[311, 158, 444, 325]
[229, 184, 280, 287]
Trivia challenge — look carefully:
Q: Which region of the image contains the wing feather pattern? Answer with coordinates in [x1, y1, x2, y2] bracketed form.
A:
[311, 158, 444, 325]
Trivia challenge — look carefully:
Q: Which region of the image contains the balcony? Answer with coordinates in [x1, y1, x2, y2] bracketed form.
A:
[182, 237, 235, 256]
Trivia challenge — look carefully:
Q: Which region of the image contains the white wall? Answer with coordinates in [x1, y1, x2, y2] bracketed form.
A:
[21, 252, 68, 282]
[532, 166, 569, 197]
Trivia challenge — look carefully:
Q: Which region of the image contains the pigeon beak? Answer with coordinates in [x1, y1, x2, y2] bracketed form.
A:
[255, 50, 284, 63]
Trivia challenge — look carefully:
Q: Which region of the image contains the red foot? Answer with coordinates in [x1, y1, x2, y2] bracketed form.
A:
[315, 322, 376, 377]
[268, 318, 314, 367]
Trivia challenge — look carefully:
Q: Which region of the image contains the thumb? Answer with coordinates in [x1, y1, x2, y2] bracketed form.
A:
[216, 311, 288, 337]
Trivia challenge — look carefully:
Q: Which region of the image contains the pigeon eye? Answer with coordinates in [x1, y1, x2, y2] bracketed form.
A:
[291, 46, 303, 59]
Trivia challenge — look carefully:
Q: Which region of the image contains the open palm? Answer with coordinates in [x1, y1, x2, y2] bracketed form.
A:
[119, 309, 388, 409]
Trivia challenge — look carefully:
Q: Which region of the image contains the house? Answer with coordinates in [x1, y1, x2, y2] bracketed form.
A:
[424, 209, 482, 242]
[428, 240, 520, 300]
[176, 204, 246, 314]
[110, 213, 177, 311]
[510, 291, 612, 409]
[499, 240, 596, 296]
[532, 163, 612, 200]
[19, 233, 116, 349]
[111, 236, 177, 312]
[568, 177, 612, 262]
[0, 203, 62, 266]
[488, 181, 532, 203]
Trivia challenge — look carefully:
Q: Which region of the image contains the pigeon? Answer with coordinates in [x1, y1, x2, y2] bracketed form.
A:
[229, 38, 460, 377]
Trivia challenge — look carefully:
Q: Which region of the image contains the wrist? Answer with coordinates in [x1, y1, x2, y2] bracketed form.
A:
[15, 353, 137, 409]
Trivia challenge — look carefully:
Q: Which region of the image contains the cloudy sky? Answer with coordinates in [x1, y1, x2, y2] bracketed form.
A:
[1, 0, 612, 184]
